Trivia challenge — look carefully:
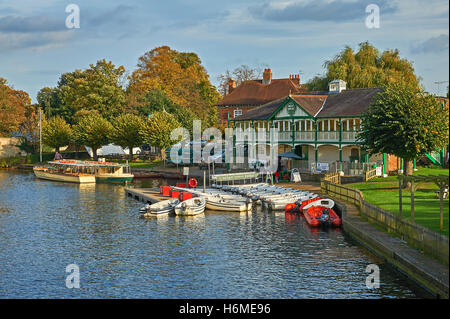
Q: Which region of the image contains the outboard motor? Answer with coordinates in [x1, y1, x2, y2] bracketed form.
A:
[318, 208, 331, 225]
[139, 204, 151, 215]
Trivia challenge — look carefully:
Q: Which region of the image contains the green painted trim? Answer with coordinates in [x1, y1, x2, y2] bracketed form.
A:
[96, 176, 134, 183]
[268, 97, 315, 121]
[273, 116, 313, 120]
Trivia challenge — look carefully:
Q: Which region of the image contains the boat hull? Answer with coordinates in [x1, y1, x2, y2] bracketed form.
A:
[205, 200, 251, 212]
[95, 175, 134, 183]
[175, 198, 206, 216]
[33, 169, 95, 184]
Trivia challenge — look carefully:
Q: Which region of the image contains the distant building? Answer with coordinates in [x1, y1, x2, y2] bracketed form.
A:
[216, 68, 307, 124]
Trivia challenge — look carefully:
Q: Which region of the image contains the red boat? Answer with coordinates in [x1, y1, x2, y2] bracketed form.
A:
[298, 197, 322, 213]
[284, 197, 322, 214]
[302, 199, 341, 227]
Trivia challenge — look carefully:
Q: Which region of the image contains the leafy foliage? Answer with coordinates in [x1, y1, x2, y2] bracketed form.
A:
[37, 60, 126, 124]
[73, 113, 112, 159]
[306, 42, 420, 91]
[140, 111, 181, 160]
[359, 83, 449, 174]
[0, 78, 31, 136]
[42, 116, 73, 152]
[128, 46, 219, 126]
[109, 114, 145, 160]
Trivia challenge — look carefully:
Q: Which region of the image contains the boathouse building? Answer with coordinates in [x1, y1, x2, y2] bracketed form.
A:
[230, 80, 389, 173]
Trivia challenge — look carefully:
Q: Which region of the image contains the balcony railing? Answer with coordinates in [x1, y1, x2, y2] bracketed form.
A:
[234, 129, 361, 143]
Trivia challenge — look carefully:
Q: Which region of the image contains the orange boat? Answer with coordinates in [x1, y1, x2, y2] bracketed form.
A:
[302, 199, 341, 227]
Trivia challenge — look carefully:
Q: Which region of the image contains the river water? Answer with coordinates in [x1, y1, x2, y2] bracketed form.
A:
[0, 170, 421, 298]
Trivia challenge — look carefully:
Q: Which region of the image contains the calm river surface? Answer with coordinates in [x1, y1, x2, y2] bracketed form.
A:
[0, 170, 421, 298]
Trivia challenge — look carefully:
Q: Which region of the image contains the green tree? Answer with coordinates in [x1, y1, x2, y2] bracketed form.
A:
[73, 113, 112, 160]
[359, 83, 449, 175]
[306, 42, 420, 91]
[138, 89, 197, 134]
[140, 111, 181, 162]
[37, 60, 127, 124]
[110, 114, 145, 161]
[42, 116, 73, 153]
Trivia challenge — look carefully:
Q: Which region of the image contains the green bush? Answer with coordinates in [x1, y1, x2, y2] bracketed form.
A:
[0, 156, 24, 168]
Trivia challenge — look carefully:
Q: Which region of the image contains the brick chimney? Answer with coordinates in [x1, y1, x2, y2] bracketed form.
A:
[227, 78, 236, 94]
[262, 68, 272, 84]
[289, 74, 300, 86]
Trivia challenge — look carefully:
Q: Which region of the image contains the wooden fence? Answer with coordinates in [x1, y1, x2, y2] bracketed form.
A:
[321, 180, 449, 265]
[364, 167, 377, 181]
[323, 172, 341, 184]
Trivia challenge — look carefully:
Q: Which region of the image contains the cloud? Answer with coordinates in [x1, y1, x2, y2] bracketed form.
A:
[248, 0, 397, 22]
[84, 4, 135, 28]
[411, 34, 449, 54]
[0, 31, 74, 52]
[0, 14, 65, 33]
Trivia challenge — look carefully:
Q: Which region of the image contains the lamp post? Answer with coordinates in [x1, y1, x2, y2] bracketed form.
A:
[39, 108, 42, 163]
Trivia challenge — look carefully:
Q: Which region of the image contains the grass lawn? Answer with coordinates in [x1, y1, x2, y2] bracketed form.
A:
[369, 166, 448, 182]
[349, 170, 449, 236]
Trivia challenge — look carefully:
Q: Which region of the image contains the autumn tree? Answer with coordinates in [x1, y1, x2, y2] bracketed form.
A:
[0, 78, 30, 136]
[18, 104, 42, 153]
[140, 111, 181, 162]
[109, 114, 145, 161]
[128, 46, 220, 126]
[306, 42, 420, 91]
[359, 83, 449, 175]
[73, 113, 112, 160]
[42, 116, 73, 152]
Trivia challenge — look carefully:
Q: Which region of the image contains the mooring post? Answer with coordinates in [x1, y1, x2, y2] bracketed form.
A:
[203, 171, 206, 193]
[410, 178, 414, 223]
[398, 175, 403, 218]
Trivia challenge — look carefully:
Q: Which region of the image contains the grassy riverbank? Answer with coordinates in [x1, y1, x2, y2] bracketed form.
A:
[348, 167, 449, 235]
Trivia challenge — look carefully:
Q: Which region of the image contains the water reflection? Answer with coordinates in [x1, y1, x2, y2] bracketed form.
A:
[0, 171, 421, 298]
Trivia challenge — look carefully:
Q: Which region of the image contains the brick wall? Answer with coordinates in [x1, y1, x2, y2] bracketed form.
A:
[217, 106, 259, 124]
[0, 137, 27, 158]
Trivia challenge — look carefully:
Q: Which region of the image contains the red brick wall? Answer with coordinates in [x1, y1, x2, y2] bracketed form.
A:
[217, 106, 259, 124]
[386, 154, 400, 174]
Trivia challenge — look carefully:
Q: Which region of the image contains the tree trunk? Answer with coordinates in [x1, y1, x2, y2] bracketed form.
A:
[129, 146, 134, 161]
[160, 148, 166, 167]
[404, 159, 413, 188]
[93, 148, 97, 161]
[56, 146, 60, 153]
[405, 159, 414, 176]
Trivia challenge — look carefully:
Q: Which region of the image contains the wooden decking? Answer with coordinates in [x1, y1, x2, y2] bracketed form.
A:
[125, 187, 166, 204]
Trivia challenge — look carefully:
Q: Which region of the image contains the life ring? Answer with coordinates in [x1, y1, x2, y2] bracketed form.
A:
[188, 178, 198, 188]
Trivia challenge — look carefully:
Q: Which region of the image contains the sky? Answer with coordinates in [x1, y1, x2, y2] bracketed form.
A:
[0, 0, 449, 103]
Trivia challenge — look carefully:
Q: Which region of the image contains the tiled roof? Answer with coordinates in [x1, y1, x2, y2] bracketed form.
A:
[233, 97, 287, 120]
[232, 88, 383, 120]
[217, 78, 307, 106]
[316, 88, 383, 117]
[291, 95, 328, 116]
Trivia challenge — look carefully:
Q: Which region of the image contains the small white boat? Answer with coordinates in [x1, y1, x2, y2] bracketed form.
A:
[302, 198, 335, 211]
[175, 197, 206, 216]
[140, 198, 180, 217]
[205, 197, 252, 212]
